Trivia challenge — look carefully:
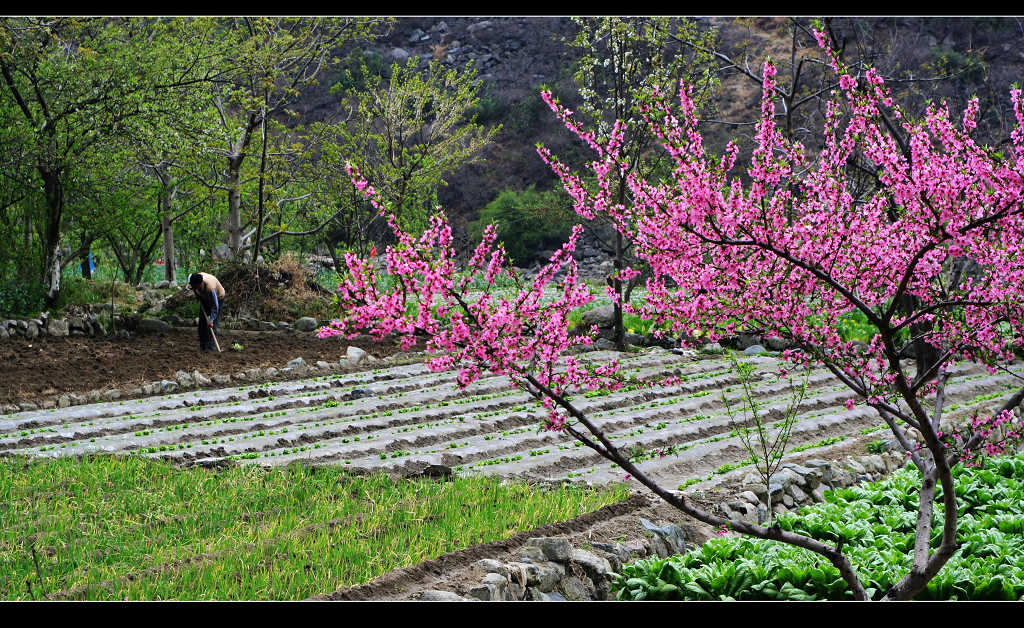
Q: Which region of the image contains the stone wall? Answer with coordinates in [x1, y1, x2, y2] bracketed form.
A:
[423, 449, 912, 601]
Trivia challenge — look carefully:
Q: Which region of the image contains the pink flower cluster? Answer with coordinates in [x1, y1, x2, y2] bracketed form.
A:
[318, 163, 624, 431]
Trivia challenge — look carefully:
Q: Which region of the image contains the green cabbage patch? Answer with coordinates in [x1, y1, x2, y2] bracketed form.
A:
[614, 454, 1024, 600]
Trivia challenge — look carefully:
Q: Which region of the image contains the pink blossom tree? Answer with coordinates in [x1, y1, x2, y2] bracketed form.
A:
[320, 31, 1024, 600]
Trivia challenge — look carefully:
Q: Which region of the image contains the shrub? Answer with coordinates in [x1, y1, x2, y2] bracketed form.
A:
[468, 186, 578, 267]
[0, 277, 46, 317]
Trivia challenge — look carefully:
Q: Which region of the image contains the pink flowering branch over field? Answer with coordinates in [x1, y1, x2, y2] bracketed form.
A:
[318, 163, 627, 432]
[323, 30, 1024, 600]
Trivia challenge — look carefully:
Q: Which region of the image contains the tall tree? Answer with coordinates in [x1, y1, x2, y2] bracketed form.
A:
[200, 17, 390, 259]
[309, 56, 498, 262]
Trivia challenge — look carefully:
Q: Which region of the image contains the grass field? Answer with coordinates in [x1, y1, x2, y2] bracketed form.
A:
[1, 454, 627, 600]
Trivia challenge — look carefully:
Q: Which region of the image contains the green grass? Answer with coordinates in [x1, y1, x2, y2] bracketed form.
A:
[1, 455, 627, 600]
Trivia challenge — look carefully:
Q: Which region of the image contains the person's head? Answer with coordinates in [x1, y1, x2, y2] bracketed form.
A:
[188, 273, 204, 291]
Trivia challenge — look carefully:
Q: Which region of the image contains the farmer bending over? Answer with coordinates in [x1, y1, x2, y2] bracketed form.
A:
[188, 272, 226, 351]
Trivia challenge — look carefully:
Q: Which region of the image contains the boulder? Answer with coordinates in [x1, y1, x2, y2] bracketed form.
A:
[527, 537, 572, 562]
[136, 318, 171, 334]
[175, 370, 194, 388]
[192, 370, 212, 387]
[284, 357, 309, 375]
[295, 317, 318, 332]
[346, 346, 368, 365]
[46, 318, 70, 337]
[580, 305, 615, 328]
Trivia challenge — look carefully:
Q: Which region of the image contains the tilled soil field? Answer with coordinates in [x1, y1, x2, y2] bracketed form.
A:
[0, 328, 414, 405]
[3, 337, 1021, 600]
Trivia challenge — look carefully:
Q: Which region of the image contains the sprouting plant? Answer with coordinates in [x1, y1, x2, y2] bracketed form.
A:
[720, 354, 809, 525]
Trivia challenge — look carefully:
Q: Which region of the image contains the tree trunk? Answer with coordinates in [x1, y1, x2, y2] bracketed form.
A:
[251, 108, 268, 265]
[613, 230, 625, 351]
[81, 243, 92, 280]
[160, 183, 178, 283]
[162, 212, 176, 283]
[39, 167, 63, 306]
[227, 154, 243, 258]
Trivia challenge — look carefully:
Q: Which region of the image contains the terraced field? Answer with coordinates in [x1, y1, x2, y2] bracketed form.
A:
[4, 347, 1022, 492]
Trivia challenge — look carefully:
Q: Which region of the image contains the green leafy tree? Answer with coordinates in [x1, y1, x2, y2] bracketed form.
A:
[312, 56, 498, 262]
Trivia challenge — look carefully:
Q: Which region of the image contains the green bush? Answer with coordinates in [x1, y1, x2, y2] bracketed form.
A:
[468, 186, 577, 267]
[614, 454, 1024, 600]
[0, 277, 46, 317]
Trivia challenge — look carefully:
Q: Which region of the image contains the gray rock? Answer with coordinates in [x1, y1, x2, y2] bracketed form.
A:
[473, 559, 509, 579]
[18, 401, 38, 411]
[590, 548, 622, 574]
[419, 589, 467, 601]
[764, 335, 792, 351]
[212, 375, 232, 385]
[295, 317, 318, 332]
[175, 370, 194, 388]
[192, 371, 212, 387]
[91, 319, 107, 336]
[346, 346, 368, 365]
[559, 575, 594, 601]
[533, 561, 565, 590]
[701, 342, 724, 353]
[277, 321, 291, 330]
[738, 490, 761, 505]
[571, 549, 611, 582]
[639, 517, 689, 555]
[159, 380, 178, 394]
[787, 484, 808, 504]
[864, 454, 887, 475]
[46, 318, 69, 337]
[581, 305, 615, 328]
[316, 361, 331, 370]
[528, 537, 572, 562]
[260, 321, 277, 331]
[803, 459, 833, 485]
[103, 389, 121, 401]
[845, 458, 867, 474]
[264, 367, 278, 378]
[519, 546, 545, 563]
[782, 493, 795, 508]
[590, 541, 630, 565]
[25, 322, 39, 339]
[58, 395, 71, 408]
[284, 357, 309, 374]
[0, 327, 7, 339]
[811, 483, 827, 503]
[623, 538, 649, 558]
[137, 318, 171, 333]
[743, 344, 767, 355]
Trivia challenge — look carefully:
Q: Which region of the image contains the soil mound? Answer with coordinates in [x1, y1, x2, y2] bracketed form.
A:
[166, 254, 335, 321]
